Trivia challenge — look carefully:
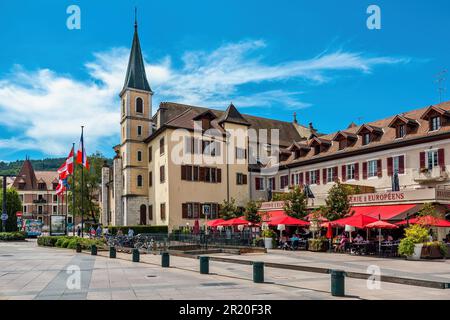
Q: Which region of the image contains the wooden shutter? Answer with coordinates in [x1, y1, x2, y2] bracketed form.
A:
[387, 157, 393, 176]
[255, 177, 260, 190]
[181, 165, 186, 180]
[148, 205, 153, 220]
[323, 168, 327, 184]
[160, 165, 165, 182]
[193, 166, 199, 181]
[291, 174, 295, 185]
[355, 163, 359, 180]
[377, 159, 383, 178]
[243, 174, 247, 185]
[149, 171, 152, 187]
[399, 155, 405, 174]
[362, 162, 368, 180]
[182, 203, 188, 219]
[419, 152, 426, 169]
[236, 173, 240, 185]
[438, 149, 445, 168]
[299, 172, 304, 186]
[272, 177, 276, 190]
[341, 165, 346, 182]
[217, 168, 222, 183]
[316, 170, 321, 185]
[305, 172, 310, 185]
[333, 167, 338, 182]
[199, 167, 205, 181]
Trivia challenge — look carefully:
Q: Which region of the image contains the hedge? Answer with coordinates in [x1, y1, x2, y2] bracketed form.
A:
[108, 225, 168, 235]
[37, 236, 105, 250]
[0, 232, 26, 241]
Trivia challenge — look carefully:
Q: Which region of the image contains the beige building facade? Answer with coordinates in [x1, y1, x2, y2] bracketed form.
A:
[101, 22, 450, 233]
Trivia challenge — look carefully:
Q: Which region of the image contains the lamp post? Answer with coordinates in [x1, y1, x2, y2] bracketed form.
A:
[1, 176, 7, 232]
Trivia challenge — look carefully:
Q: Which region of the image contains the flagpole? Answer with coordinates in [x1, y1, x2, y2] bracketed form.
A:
[65, 187, 68, 235]
[72, 142, 76, 236]
[81, 126, 84, 238]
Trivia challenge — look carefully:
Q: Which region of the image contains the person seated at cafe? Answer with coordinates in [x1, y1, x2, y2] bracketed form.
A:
[376, 234, 385, 242]
[386, 234, 394, 242]
[337, 233, 349, 252]
[354, 234, 364, 243]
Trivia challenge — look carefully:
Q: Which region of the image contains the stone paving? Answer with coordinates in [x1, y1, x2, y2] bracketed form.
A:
[1, 240, 450, 300]
[0, 241, 345, 300]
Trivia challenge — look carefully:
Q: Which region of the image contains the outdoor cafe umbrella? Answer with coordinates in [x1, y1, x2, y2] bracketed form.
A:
[218, 217, 251, 226]
[396, 215, 450, 227]
[365, 220, 399, 255]
[207, 219, 225, 227]
[325, 214, 378, 229]
[268, 215, 310, 227]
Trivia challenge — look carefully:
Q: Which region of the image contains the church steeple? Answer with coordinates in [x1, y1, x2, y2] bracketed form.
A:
[121, 13, 152, 95]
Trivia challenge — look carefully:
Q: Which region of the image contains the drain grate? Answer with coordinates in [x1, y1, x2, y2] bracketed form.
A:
[146, 275, 157, 278]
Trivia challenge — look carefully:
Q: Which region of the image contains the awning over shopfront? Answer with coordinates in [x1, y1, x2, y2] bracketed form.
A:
[349, 204, 420, 221]
[258, 210, 286, 221]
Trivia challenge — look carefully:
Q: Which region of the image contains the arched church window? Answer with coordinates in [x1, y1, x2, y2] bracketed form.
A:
[136, 97, 143, 114]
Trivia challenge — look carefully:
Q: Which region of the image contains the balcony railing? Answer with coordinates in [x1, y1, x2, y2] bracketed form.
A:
[33, 199, 47, 204]
[413, 166, 448, 183]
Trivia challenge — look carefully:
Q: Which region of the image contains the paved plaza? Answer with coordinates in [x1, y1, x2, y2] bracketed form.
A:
[0, 240, 449, 300]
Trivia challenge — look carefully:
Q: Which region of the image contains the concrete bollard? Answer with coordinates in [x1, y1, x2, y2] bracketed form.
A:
[330, 270, 346, 297]
[132, 248, 140, 262]
[91, 245, 97, 256]
[109, 246, 116, 258]
[199, 256, 209, 274]
[253, 262, 264, 283]
[161, 252, 170, 268]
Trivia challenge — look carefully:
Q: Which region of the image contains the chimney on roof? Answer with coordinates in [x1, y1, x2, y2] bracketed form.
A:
[309, 122, 314, 130]
[293, 112, 298, 124]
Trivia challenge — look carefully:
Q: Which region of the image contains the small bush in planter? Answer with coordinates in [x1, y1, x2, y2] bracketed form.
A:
[0, 232, 26, 241]
[308, 238, 328, 252]
[398, 224, 429, 257]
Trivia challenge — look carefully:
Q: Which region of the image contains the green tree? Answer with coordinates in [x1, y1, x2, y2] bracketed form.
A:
[0, 188, 22, 232]
[417, 202, 442, 218]
[68, 152, 105, 224]
[219, 198, 239, 220]
[283, 186, 307, 219]
[325, 180, 353, 221]
[244, 200, 261, 223]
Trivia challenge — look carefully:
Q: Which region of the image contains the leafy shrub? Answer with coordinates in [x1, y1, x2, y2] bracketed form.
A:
[108, 225, 168, 235]
[55, 237, 66, 247]
[0, 232, 26, 241]
[61, 238, 71, 248]
[398, 225, 429, 257]
[37, 236, 59, 247]
[261, 229, 276, 239]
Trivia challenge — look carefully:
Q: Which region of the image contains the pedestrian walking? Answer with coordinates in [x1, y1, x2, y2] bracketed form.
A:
[77, 226, 81, 237]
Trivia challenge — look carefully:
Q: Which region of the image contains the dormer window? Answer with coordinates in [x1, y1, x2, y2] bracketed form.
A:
[333, 131, 357, 150]
[396, 124, 406, 138]
[308, 137, 331, 155]
[357, 124, 383, 146]
[430, 116, 441, 131]
[420, 105, 450, 132]
[193, 110, 217, 131]
[38, 183, 46, 190]
[363, 133, 371, 145]
[314, 145, 320, 155]
[287, 141, 310, 158]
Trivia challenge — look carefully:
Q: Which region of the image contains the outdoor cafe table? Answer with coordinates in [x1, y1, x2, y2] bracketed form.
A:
[349, 242, 376, 255]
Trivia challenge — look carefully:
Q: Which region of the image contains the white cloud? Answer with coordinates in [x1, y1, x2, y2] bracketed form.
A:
[0, 40, 408, 157]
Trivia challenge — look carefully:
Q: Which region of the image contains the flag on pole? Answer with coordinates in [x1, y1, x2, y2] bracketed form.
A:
[57, 147, 74, 180]
[55, 179, 66, 196]
[76, 130, 90, 169]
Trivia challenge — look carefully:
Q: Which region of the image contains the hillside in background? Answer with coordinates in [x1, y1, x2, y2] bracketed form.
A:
[0, 156, 112, 176]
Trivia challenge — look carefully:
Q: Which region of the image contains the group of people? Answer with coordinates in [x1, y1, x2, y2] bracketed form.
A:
[335, 232, 396, 253]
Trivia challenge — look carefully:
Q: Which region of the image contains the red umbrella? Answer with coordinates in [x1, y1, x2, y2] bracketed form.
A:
[207, 219, 225, 227]
[396, 216, 450, 227]
[268, 216, 310, 227]
[325, 222, 333, 239]
[365, 220, 399, 229]
[218, 217, 250, 226]
[327, 214, 378, 229]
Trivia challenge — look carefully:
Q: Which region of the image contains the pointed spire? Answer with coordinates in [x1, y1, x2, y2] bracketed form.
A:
[122, 10, 152, 94]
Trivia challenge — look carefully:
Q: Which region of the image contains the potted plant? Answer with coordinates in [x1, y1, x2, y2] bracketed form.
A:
[398, 224, 429, 260]
[261, 229, 276, 249]
[308, 237, 328, 252]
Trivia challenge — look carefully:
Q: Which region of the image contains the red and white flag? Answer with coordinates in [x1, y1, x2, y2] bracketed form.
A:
[57, 147, 74, 180]
[55, 179, 66, 196]
[76, 130, 90, 169]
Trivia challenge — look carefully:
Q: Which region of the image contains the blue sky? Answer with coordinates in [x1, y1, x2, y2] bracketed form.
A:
[0, 0, 449, 161]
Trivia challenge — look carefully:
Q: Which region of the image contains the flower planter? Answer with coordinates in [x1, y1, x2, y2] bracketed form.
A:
[407, 244, 423, 260]
[263, 238, 273, 249]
